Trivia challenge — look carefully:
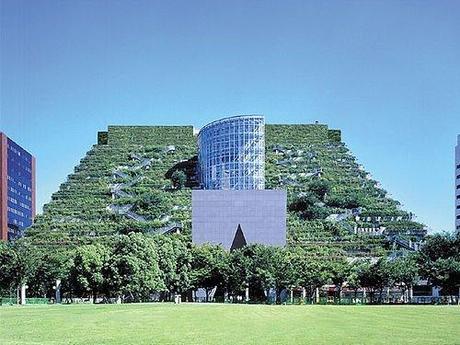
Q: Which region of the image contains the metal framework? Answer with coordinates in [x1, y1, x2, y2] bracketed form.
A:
[197, 115, 265, 190]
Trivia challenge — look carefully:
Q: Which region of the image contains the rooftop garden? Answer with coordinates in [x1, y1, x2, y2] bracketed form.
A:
[28, 123, 426, 257]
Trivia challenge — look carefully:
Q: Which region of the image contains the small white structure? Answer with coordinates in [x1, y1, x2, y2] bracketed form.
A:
[174, 294, 182, 304]
[54, 279, 61, 304]
[19, 284, 28, 305]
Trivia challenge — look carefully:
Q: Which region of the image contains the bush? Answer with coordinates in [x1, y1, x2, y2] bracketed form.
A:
[171, 170, 187, 190]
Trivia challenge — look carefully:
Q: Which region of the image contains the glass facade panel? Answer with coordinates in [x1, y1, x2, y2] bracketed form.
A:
[6, 138, 34, 240]
[198, 115, 265, 190]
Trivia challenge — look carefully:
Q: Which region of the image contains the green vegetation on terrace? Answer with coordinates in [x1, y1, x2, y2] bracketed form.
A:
[28, 123, 425, 257]
[29, 126, 196, 239]
[1, 304, 459, 345]
[265, 124, 424, 257]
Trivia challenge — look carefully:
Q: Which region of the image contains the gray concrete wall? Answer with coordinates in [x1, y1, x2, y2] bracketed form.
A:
[192, 190, 286, 249]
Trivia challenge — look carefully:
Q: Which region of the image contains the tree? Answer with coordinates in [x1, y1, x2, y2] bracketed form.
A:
[247, 245, 279, 301]
[69, 243, 109, 302]
[171, 170, 187, 189]
[389, 255, 419, 303]
[272, 247, 296, 301]
[288, 192, 329, 220]
[0, 242, 20, 296]
[288, 247, 331, 301]
[26, 246, 74, 299]
[417, 233, 460, 296]
[288, 192, 317, 213]
[358, 259, 393, 303]
[154, 235, 192, 300]
[308, 179, 330, 200]
[190, 244, 229, 301]
[430, 258, 460, 296]
[328, 258, 351, 300]
[107, 233, 164, 302]
[347, 260, 364, 300]
[227, 247, 252, 298]
[0, 241, 36, 299]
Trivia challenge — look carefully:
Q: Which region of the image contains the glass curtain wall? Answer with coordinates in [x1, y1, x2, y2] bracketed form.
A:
[6, 138, 33, 239]
[198, 115, 265, 190]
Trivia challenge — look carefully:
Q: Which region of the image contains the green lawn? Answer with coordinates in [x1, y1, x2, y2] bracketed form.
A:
[0, 304, 459, 345]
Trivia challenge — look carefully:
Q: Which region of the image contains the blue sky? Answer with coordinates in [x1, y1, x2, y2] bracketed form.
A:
[1, 0, 459, 232]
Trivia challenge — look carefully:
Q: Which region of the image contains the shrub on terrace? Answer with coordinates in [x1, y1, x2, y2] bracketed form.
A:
[171, 170, 187, 190]
[131, 192, 170, 218]
[288, 192, 329, 220]
[326, 193, 366, 209]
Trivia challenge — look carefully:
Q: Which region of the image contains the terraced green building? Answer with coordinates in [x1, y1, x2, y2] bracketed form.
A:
[28, 119, 426, 258]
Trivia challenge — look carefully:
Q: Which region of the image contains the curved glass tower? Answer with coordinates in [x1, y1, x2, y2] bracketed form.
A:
[197, 115, 265, 190]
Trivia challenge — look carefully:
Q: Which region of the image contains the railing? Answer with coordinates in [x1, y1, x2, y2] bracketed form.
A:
[270, 296, 460, 305]
[3, 295, 457, 306]
[1, 297, 49, 306]
[151, 222, 183, 235]
[125, 211, 146, 222]
[108, 153, 151, 222]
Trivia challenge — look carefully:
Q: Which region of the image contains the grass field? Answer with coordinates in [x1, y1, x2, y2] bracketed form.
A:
[1, 303, 459, 345]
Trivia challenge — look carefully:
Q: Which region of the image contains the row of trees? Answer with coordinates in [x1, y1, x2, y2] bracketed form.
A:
[0, 232, 459, 303]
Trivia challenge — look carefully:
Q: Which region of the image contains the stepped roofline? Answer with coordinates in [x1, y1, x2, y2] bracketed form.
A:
[267, 122, 333, 129]
[107, 125, 194, 129]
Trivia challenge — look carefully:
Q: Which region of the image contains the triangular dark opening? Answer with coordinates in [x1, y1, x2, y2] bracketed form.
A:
[230, 224, 247, 251]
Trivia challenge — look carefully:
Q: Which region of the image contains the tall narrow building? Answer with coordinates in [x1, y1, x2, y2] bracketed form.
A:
[0, 132, 36, 241]
[456, 135, 460, 233]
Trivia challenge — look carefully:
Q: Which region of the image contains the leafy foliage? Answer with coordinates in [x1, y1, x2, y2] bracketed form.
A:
[171, 170, 187, 190]
[417, 233, 460, 294]
[1, 233, 459, 302]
